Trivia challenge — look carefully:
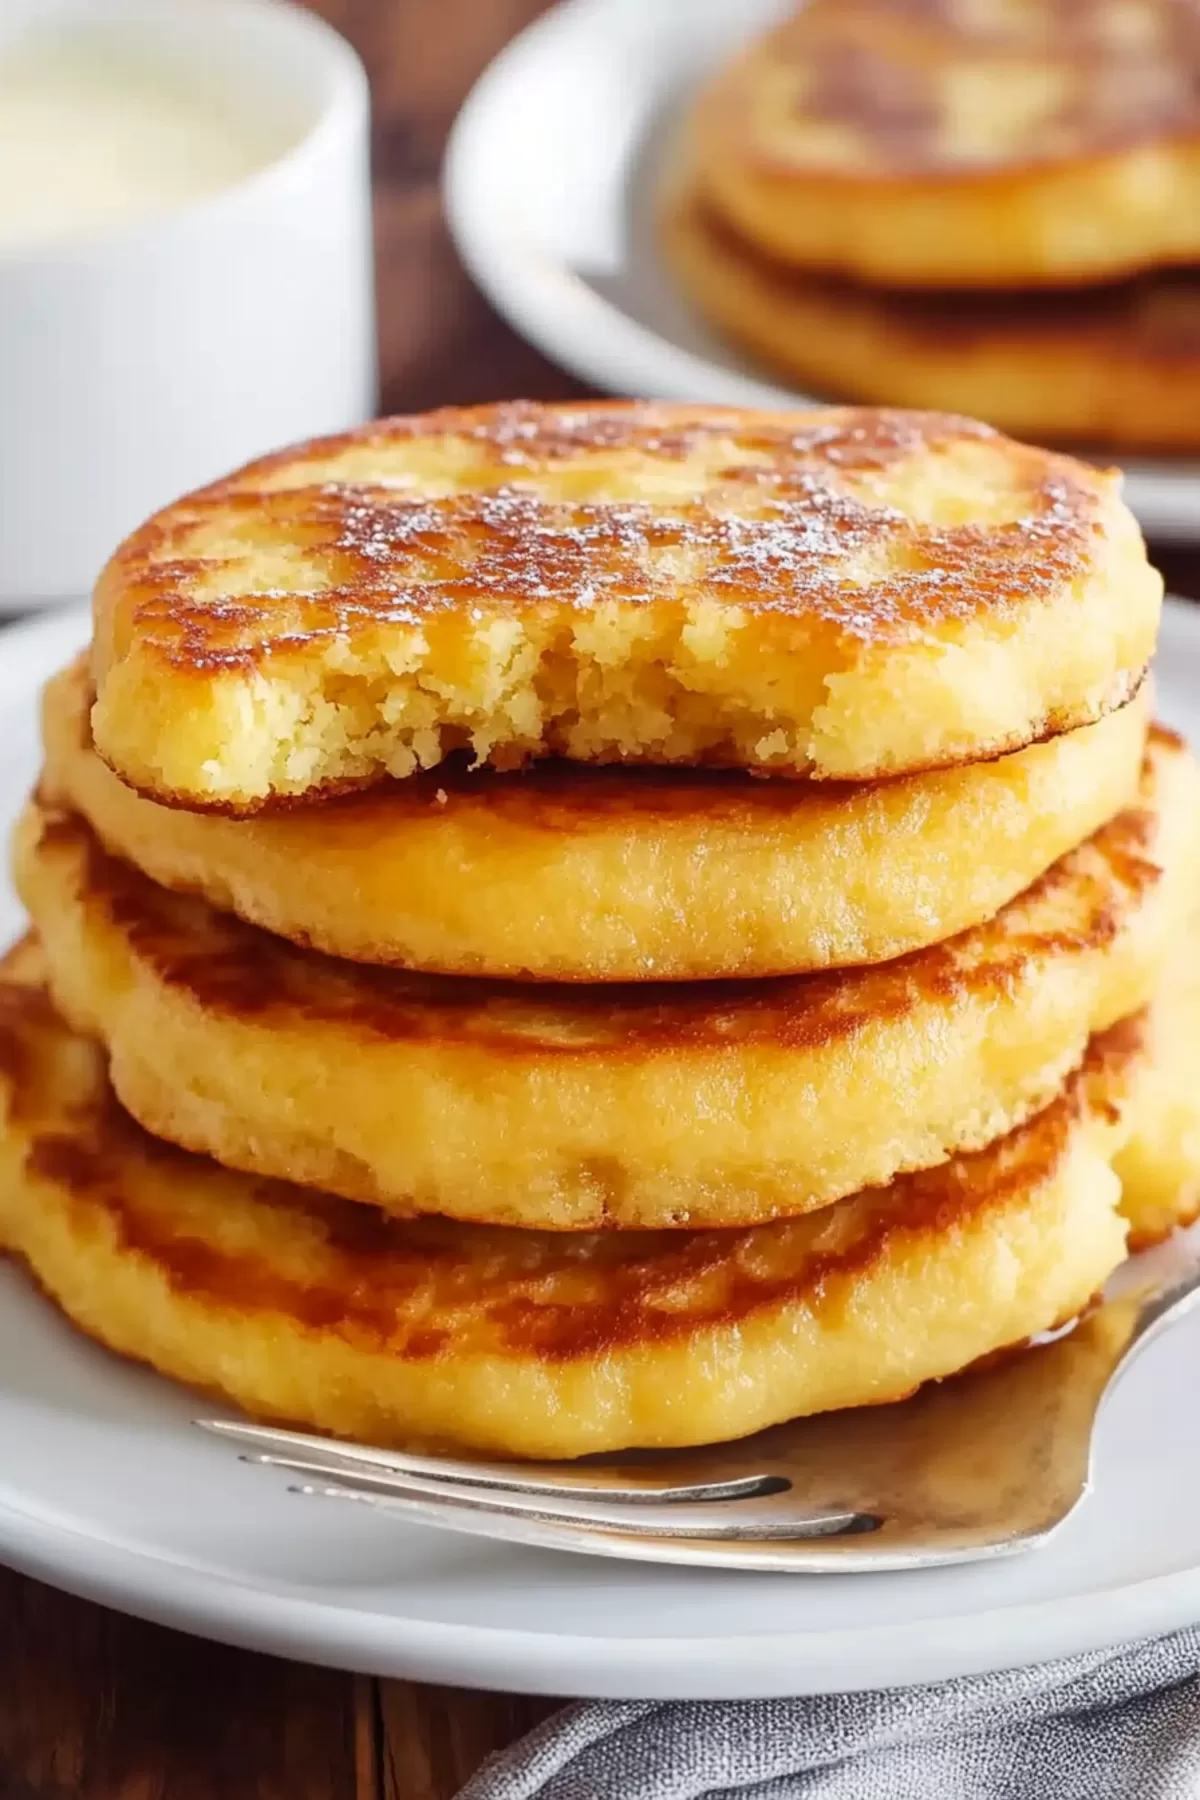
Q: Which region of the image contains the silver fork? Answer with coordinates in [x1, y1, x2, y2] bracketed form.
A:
[196, 1233, 1200, 1573]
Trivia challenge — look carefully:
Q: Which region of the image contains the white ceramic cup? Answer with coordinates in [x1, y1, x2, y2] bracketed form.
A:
[0, 0, 377, 609]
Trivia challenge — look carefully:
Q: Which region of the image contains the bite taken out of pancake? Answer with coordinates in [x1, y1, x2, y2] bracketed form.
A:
[14, 728, 1200, 1232]
[89, 402, 1158, 811]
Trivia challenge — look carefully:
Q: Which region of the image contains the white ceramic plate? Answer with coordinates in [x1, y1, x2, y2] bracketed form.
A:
[444, 0, 1200, 545]
[4, 602, 1200, 1700]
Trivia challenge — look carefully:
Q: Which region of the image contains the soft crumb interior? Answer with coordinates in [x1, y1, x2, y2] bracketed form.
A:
[92, 423, 1160, 802]
[102, 603, 841, 801]
[103, 543, 1157, 803]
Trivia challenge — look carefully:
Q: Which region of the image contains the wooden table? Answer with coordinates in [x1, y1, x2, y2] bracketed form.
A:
[3, 4, 1199, 1793]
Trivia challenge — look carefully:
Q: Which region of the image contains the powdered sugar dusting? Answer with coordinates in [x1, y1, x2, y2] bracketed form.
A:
[118, 403, 1107, 664]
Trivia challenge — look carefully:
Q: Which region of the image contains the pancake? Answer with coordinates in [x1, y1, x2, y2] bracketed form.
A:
[0, 962, 1140, 1458]
[45, 661, 1152, 982]
[1116, 922, 1200, 1249]
[689, 0, 1200, 289]
[15, 730, 1199, 1231]
[88, 401, 1159, 811]
[664, 185, 1200, 455]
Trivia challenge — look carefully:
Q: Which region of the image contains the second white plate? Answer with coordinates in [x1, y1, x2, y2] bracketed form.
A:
[444, 0, 1200, 544]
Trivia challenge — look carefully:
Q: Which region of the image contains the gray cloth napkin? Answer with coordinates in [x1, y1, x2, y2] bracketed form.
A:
[457, 1628, 1200, 1800]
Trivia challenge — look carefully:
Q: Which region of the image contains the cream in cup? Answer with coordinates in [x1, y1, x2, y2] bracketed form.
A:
[0, 0, 377, 608]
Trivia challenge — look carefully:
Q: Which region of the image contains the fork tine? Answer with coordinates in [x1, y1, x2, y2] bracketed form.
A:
[284, 1470, 870, 1542]
[196, 1417, 778, 1503]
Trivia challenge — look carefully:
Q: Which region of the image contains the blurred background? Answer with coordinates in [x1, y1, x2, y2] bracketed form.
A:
[3, 0, 1199, 605]
[310, 0, 579, 411]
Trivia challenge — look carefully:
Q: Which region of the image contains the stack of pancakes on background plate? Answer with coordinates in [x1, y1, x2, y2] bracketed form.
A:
[3, 399, 1199, 1460]
[665, 0, 1200, 452]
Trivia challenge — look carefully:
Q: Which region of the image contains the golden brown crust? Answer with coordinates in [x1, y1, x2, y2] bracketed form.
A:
[0, 949, 1184, 1458]
[97, 404, 1105, 667]
[89, 401, 1161, 805]
[0, 975, 1135, 1362]
[19, 766, 1173, 1059]
[707, 0, 1200, 180]
[691, 0, 1200, 287]
[665, 188, 1200, 453]
[15, 728, 1199, 1232]
[11, 1036, 1112, 1362]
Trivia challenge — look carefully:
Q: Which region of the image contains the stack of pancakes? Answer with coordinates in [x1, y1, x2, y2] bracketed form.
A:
[665, 0, 1200, 452]
[2, 399, 1198, 1460]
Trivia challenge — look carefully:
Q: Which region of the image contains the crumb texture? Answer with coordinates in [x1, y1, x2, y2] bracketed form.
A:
[90, 402, 1160, 809]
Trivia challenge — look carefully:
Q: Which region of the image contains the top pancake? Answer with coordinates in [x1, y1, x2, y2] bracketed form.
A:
[90, 402, 1158, 811]
[690, 0, 1200, 288]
